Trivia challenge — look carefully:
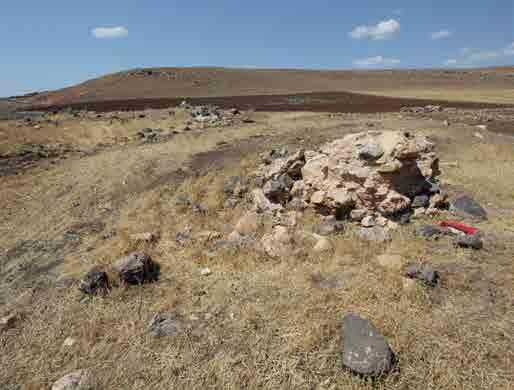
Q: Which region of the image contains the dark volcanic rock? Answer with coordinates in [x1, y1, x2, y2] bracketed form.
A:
[113, 252, 159, 285]
[417, 224, 446, 239]
[451, 195, 487, 220]
[455, 234, 483, 250]
[79, 269, 110, 295]
[405, 263, 439, 286]
[341, 313, 396, 377]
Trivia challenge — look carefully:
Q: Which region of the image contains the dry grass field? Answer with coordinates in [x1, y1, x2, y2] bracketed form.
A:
[1, 101, 513, 389]
[1, 68, 514, 389]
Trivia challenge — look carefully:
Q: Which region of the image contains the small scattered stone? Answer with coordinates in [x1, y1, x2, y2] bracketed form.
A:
[405, 263, 439, 286]
[112, 252, 159, 285]
[79, 270, 110, 295]
[192, 203, 208, 215]
[451, 195, 487, 220]
[0, 314, 17, 332]
[51, 370, 92, 390]
[199, 267, 212, 276]
[148, 313, 183, 337]
[313, 237, 333, 253]
[341, 313, 396, 377]
[350, 209, 367, 222]
[129, 232, 159, 244]
[454, 234, 483, 250]
[361, 216, 376, 227]
[176, 231, 192, 246]
[63, 337, 77, 347]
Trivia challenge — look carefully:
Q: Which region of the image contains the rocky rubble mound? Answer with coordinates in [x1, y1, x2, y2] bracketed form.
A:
[252, 131, 447, 229]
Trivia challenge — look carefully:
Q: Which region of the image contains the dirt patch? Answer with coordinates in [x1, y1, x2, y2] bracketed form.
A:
[30, 91, 509, 114]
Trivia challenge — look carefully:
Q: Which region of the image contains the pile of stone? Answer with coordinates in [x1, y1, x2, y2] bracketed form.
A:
[251, 131, 447, 238]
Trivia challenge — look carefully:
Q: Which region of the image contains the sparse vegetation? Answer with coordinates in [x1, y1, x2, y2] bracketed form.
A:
[1, 92, 513, 389]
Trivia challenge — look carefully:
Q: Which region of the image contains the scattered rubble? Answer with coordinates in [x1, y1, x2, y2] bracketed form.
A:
[341, 313, 396, 377]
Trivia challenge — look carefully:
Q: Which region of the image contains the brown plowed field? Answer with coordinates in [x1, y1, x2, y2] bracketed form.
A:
[33, 91, 509, 114]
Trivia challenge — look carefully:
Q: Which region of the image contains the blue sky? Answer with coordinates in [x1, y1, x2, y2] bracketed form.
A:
[1, 1, 513, 96]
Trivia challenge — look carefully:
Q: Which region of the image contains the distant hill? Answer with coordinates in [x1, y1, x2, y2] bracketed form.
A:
[4, 66, 514, 110]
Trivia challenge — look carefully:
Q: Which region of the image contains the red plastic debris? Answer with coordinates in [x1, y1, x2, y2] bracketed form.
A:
[440, 221, 478, 235]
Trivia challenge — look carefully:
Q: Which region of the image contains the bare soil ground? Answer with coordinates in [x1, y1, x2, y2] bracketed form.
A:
[1, 93, 513, 389]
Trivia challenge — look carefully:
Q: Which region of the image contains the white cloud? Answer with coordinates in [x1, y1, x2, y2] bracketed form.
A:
[504, 42, 514, 55]
[445, 59, 458, 66]
[354, 56, 401, 67]
[91, 26, 128, 39]
[349, 19, 401, 40]
[460, 47, 472, 54]
[431, 30, 452, 40]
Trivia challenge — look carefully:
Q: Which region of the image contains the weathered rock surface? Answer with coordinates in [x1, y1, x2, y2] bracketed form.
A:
[341, 313, 396, 377]
[113, 252, 159, 284]
[79, 270, 110, 295]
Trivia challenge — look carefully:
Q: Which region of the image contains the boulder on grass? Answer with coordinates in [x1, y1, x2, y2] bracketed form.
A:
[450, 195, 487, 220]
[405, 263, 439, 286]
[341, 313, 396, 377]
[113, 252, 159, 285]
[79, 270, 110, 295]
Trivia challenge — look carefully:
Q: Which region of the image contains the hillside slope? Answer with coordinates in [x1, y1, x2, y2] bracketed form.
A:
[7, 66, 514, 109]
